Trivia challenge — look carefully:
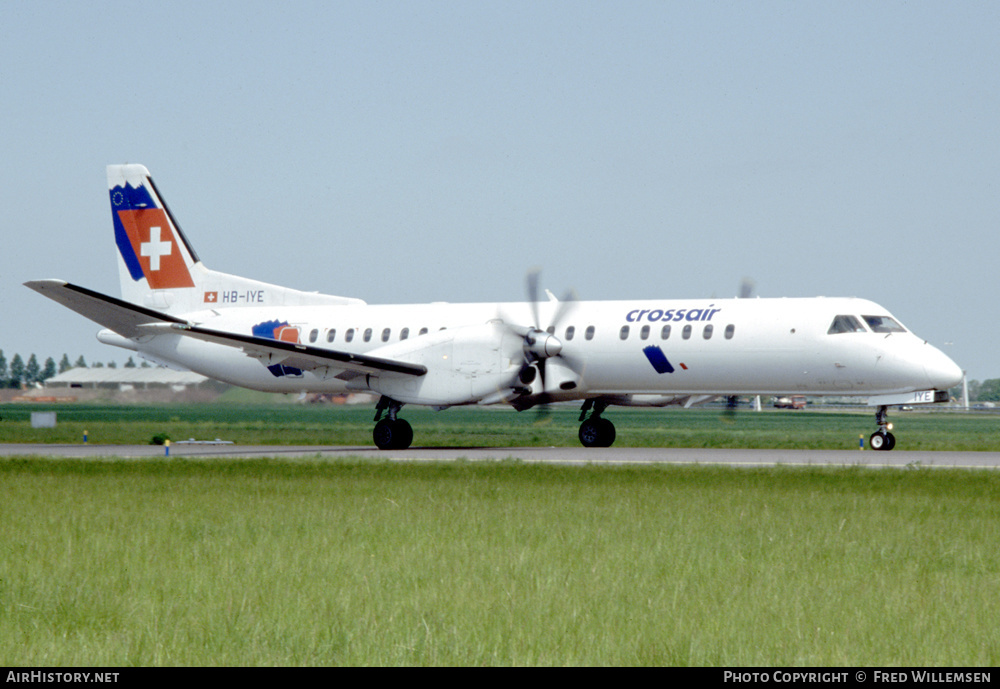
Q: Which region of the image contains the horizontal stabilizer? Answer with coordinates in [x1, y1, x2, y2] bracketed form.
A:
[24, 279, 186, 338]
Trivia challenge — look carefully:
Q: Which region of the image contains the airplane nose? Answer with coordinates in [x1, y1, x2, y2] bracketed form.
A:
[924, 347, 963, 390]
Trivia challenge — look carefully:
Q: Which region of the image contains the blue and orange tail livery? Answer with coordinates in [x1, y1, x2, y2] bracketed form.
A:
[108, 164, 197, 295]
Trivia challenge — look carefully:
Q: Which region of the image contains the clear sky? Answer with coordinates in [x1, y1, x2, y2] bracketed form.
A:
[3, 1, 997, 380]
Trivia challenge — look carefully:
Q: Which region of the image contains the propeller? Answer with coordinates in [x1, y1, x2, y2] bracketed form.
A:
[500, 269, 581, 410]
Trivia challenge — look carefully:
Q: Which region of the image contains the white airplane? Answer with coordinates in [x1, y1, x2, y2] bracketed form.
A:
[26, 164, 963, 451]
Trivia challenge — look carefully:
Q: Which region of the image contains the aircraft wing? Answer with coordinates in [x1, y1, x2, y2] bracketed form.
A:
[24, 279, 426, 379]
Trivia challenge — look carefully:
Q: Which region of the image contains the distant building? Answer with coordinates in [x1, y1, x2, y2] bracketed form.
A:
[45, 367, 210, 391]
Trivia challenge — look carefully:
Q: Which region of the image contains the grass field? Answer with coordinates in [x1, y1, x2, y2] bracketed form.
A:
[2, 401, 1000, 451]
[1, 457, 999, 666]
[2, 402, 999, 665]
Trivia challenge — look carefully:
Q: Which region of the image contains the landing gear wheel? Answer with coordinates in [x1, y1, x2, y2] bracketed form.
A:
[869, 405, 896, 451]
[373, 419, 396, 450]
[869, 431, 885, 451]
[597, 418, 616, 447]
[373, 418, 413, 450]
[869, 431, 896, 451]
[578, 419, 600, 447]
[393, 419, 413, 450]
[579, 418, 616, 448]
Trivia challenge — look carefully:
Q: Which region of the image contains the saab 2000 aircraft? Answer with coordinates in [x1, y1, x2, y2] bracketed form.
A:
[26, 165, 963, 450]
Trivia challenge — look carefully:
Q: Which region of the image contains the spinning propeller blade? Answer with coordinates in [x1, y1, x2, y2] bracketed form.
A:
[499, 270, 582, 409]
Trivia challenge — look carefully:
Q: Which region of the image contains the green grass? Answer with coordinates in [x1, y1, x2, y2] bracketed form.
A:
[1, 458, 999, 665]
[2, 402, 999, 450]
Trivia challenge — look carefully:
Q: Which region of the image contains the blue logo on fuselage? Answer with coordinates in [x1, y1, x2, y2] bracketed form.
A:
[643, 345, 675, 374]
[252, 319, 304, 378]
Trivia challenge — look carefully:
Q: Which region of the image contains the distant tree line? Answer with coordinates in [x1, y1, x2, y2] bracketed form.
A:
[955, 379, 1000, 404]
[0, 350, 147, 388]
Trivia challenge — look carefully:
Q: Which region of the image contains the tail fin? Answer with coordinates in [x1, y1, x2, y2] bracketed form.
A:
[107, 164, 364, 313]
[110, 164, 198, 305]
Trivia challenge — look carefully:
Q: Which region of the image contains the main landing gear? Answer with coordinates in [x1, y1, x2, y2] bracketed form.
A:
[373, 396, 413, 450]
[578, 399, 616, 448]
[869, 405, 896, 451]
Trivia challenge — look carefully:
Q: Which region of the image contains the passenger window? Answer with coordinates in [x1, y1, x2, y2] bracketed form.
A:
[703, 324, 713, 340]
[862, 315, 906, 334]
[363, 328, 373, 342]
[640, 325, 650, 340]
[725, 324, 735, 340]
[682, 325, 692, 340]
[828, 315, 866, 334]
[345, 329, 355, 343]
[326, 329, 336, 343]
[382, 328, 391, 342]
[661, 324, 671, 340]
[619, 325, 630, 340]
[565, 326, 575, 341]
[585, 325, 595, 341]
[309, 328, 318, 343]
[419, 327, 429, 336]
[400, 328, 409, 340]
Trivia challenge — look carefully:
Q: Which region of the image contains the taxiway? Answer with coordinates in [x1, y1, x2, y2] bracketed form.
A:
[2, 444, 999, 469]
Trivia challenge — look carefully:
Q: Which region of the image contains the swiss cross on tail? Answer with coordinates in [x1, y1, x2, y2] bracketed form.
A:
[116, 209, 194, 288]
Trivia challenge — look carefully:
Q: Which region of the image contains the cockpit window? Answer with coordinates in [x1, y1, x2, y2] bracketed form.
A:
[862, 315, 906, 334]
[827, 315, 866, 334]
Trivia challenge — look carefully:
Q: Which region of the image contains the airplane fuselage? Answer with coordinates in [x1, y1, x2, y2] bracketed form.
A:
[99, 295, 959, 403]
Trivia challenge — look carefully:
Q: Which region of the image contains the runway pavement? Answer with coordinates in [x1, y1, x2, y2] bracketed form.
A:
[2, 443, 1000, 469]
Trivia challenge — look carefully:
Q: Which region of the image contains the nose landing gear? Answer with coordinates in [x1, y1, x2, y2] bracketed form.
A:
[869, 405, 896, 451]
